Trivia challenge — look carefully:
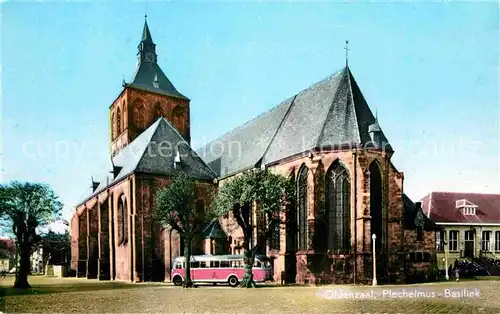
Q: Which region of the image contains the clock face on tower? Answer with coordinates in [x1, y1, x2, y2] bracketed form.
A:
[144, 52, 156, 63]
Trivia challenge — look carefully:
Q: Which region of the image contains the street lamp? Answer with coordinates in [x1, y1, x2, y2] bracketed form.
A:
[372, 233, 377, 286]
[444, 240, 449, 280]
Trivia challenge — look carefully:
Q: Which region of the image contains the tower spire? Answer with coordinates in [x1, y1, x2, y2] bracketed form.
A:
[344, 40, 350, 67]
[137, 17, 157, 64]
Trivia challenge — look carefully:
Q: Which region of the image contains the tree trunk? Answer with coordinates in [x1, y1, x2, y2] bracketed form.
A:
[14, 244, 31, 289]
[183, 236, 194, 288]
[239, 231, 257, 288]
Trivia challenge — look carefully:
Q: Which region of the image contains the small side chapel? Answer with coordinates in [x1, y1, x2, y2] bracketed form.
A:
[71, 19, 440, 284]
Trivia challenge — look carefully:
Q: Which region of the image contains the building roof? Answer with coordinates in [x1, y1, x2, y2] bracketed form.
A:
[126, 63, 188, 100]
[124, 19, 188, 100]
[421, 192, 500, 224]
[202, 220, 228, 239]
[141, 19, 153, 43]
[403, 194, 442, 230]
[0, 238, 14, 250]
[197, 66, 392, 178]
[77, 118, 216, 206]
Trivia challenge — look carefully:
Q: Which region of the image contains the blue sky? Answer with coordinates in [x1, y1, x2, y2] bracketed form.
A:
[2, 1, 499, 227]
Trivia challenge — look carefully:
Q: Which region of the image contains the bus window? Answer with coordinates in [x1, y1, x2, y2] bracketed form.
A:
[220, 261, 230, 268]
[231, 261, 241, 268]
[174, 262, 182, 269]
[191, 262, 200, 268]
[253, 260, 262, 268]
[210, 261, 220, 268]
[200, 262, 207, 268]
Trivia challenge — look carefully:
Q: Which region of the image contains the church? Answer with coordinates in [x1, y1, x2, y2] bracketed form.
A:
[70, 19, 440, 285]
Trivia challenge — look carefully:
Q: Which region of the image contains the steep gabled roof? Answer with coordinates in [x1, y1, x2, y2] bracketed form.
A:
[77, 118, 216, 206]
[421, 192, 500, 224]
[202, 220, 228, 239]
[197, 66, 392, 177]
[403, 194, 442, 230]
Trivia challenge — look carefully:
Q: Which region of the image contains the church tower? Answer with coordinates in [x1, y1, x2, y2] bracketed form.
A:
[109, 17, 190, 156]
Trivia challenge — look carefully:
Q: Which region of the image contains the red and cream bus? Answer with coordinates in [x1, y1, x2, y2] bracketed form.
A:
[171, 254, 273, 287]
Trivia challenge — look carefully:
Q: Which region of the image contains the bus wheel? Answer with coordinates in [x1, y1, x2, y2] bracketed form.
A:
[172, 276, 183, 286]
[228, 276, 238, 287]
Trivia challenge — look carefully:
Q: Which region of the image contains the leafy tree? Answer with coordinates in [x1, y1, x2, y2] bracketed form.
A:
[0, 181, 63, 288]
[40, 229, 71, 265]
[212, 169, 293, 288]
[153, 171, 216, 288]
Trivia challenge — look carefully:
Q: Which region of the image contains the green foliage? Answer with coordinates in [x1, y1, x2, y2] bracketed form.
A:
[211, 169, 294, 219]
[0, 181, 63, 288]
[153, 171, 216, 288]
[0, 181, 63, 247]
[40, 230, 71, 264]
[211, 169, 293, 287]
[153, 171, 215, 236]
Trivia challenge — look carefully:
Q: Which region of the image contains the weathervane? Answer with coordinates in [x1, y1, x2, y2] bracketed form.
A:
[344, 40, 350, 67]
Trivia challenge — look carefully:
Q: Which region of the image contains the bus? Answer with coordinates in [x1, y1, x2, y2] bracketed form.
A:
[171, 254, 273, 287]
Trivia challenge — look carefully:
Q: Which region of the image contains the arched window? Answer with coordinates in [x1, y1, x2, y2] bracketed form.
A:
[297, 165, 308, 251]
[122, 198, 128, 243]
[286, 171, 296, 253]
[111, 112, 115, 138]
[326, 161, 351, 251]
[134, 99, 146, 129]
[116, 107, 122, 135]
[369, 161, 383, 251]
[172, 105, 185, 134]
[117, 198, 123, 244]
[117, 196, 127, 244]
[155, 102, 163, 118]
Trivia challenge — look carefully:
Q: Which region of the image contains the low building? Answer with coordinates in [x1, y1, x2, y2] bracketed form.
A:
[0, 238, 15, 272]
[421, 192, 500, 269]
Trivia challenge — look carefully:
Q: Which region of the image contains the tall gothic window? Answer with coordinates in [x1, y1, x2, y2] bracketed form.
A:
[117, 197, 127, 245]
[117, 199, 123, 244]
[326, 161, 351, 251]
[297, 165, 308, 251]
[122, 198, 128, 244]
[117, 107, 122, 135]
[111, 112, 115, 138]
[286, 172, 297, 253]
[269, 209, 280, 250]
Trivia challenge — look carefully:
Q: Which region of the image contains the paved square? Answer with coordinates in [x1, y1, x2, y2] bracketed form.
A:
[1, 276, 500, 313]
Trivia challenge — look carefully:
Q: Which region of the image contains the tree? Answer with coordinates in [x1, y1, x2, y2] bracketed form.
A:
[153, 171, 215, 288]
[0, 181, 63, 288]
[40, 229, 71, 265]
[212, 169, 293, 288]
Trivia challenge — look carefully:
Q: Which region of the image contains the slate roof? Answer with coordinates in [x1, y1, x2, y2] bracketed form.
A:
[403, 194, 442, 230]
[124, 20, 188, 100]
[202, 220, 228, 239]
[77, 118, 216, 206]
[126, 63, 188, 100]
[421, 192, 500, 224]
[197, 66, 392, 178]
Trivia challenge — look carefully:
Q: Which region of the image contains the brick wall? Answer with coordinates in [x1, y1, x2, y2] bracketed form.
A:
[110, 88, 190, 156]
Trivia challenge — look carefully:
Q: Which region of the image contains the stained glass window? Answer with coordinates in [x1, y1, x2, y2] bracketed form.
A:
[297, 166, 308, 251]
[327, 162, 351, 251]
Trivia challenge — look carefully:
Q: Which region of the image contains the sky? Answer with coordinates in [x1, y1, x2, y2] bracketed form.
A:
[2, 1, 499, 231]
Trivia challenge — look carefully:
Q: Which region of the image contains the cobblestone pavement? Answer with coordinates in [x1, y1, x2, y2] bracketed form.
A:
[1, 277, 500, 313]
